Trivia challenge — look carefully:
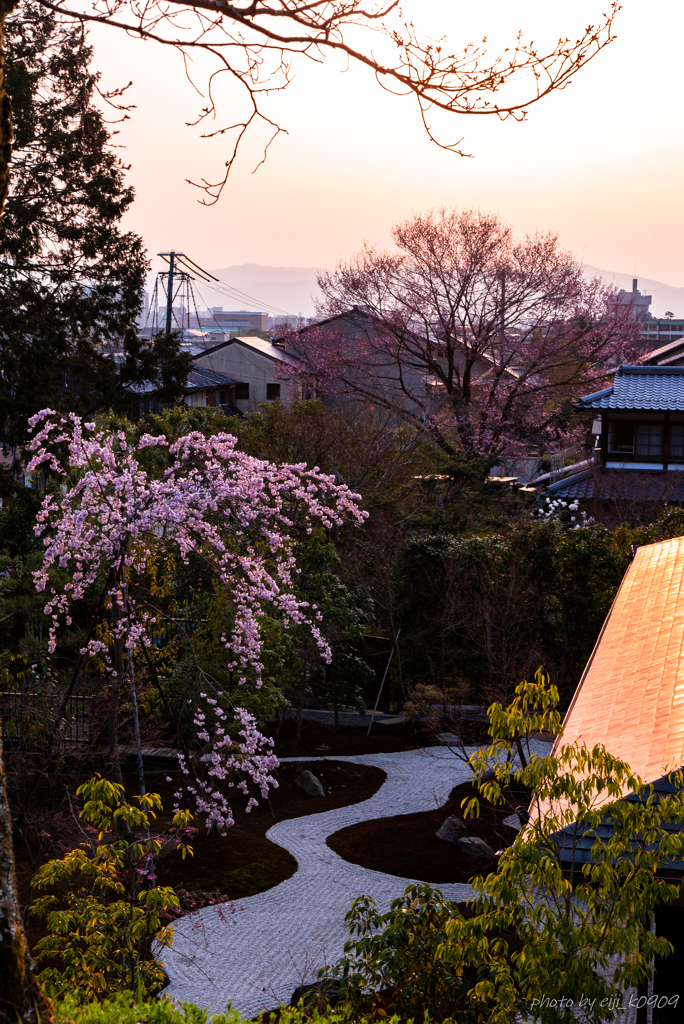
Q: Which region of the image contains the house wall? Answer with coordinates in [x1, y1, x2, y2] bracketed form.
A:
[195, 342, 302, 412]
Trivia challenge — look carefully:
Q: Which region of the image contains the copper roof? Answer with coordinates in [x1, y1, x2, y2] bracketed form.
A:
[556, 536, 684, 798]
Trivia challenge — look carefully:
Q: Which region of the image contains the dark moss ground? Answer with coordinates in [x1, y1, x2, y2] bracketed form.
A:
[326, 779, 528, 885]
[16, 759, 387, 923]
[153, 759, 387, 897]
[267, 717, 435, 757]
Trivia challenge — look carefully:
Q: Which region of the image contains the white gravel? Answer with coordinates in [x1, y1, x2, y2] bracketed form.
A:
[161, 743, 547, 1018]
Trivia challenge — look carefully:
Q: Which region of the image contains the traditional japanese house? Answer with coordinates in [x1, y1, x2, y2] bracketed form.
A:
[546, 365, 684, 506]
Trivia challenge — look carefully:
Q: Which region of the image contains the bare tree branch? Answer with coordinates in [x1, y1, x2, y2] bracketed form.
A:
[29, 0, 621, 202]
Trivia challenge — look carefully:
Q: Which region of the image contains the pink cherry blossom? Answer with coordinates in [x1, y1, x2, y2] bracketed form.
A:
[27, 411, 366, 830]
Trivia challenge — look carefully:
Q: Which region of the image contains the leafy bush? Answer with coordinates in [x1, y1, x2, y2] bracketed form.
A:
[321, 884, 471, 1020]
[54, 992, 371, 1024]
[31, 776, 193, 999]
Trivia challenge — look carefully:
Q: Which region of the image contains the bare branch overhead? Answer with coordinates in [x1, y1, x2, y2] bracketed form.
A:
[33, 0, 621, 201]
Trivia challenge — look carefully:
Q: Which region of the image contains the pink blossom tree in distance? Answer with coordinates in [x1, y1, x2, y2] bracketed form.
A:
[291, 208, 642, 459]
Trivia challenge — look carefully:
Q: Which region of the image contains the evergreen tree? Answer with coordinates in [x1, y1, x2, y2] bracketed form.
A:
[0, 3, 189, 476]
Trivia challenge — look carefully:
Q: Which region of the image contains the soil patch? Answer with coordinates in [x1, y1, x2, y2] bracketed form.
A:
[154, 759, 386, 897]
[15, 759, 386, 923]
[268, 717, 433, 757]
[326, 778, 527, 884]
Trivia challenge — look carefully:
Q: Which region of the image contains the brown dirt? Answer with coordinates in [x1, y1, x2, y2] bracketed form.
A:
[326, 779, 528, 884]
[268, 717, 434, 757]
[16, 759, 387, 923]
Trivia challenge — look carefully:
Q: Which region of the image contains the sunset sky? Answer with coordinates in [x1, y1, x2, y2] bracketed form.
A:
[89, 0, 684, 303]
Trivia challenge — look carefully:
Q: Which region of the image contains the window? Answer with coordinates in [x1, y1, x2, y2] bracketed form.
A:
[267, 382, 281, 400]
[608, 420, 634, 454]
[635, 423, 662, 457]
[235, 383, 249, 400]
[218, 390, 226, 406]
[608, 420, 663, 458]
[671, 423, 684, 458]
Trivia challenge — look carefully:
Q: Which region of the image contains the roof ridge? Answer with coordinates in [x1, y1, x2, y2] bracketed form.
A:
[618, 364, 684, 375]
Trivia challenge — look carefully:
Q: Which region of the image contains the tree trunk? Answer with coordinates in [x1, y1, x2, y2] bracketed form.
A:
[110, 593, 125, 786]
[0, 737, 55, 1024]
[0, 1, 17, 220]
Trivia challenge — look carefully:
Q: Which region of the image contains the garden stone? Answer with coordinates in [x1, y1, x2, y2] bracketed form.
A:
[456, 835, 495, 858]
[435, 814, 469, 842]
[503, 813, 522, 831]
[295, 769, 325, 797]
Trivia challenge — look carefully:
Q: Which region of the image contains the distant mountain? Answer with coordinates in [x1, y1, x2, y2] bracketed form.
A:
[583, 265, 684, 318]
[196, 262, 684, 321]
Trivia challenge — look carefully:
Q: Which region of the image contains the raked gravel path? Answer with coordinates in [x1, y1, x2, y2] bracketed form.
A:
[162, 742, 550, 1018]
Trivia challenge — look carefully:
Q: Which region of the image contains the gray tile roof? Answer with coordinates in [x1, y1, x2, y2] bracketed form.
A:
[186, 365, 242, 391]
[577, 365, 684, 411]
[547, 468, 684, 502]
[127, 364, 241, 396]
[552, 773, 684, 871]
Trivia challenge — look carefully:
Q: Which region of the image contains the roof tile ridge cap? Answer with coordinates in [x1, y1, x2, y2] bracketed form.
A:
[550, 547, 645, 760]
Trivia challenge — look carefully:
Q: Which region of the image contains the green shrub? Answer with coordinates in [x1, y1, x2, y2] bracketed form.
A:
[31, 775, 194, 1000]
[54, 993, 375, 1024]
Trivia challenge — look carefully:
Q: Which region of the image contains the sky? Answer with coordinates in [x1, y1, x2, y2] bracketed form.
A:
[89, 0, 684, 308]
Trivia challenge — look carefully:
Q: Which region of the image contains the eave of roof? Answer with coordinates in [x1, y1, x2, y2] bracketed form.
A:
[639, 336, 684, 363]
[194, 335, 302, 368]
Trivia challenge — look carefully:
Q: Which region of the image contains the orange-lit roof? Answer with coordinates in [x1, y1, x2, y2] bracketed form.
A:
[556, 536, 684, 794]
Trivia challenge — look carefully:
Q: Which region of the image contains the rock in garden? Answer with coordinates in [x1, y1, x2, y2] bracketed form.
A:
[435, 814, 469, 842]
[295, 770, 325, 797]
[503, 813, 522, 831]
[456, 836, 495, 858]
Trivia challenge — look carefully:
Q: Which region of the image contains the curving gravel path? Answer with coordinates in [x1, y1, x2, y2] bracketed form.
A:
[162, 743, 548, 1018]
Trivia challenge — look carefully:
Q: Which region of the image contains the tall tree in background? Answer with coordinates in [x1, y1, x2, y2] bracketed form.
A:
[296, 208, 641, 457]
[0, 3, 189, 478]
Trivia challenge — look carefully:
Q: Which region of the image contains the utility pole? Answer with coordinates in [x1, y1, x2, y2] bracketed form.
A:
[158, 251, 184, 336]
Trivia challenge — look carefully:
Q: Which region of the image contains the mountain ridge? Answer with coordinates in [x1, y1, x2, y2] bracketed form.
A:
[197, 263, 683, 320]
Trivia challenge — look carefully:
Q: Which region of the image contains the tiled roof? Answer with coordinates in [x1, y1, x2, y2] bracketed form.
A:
[546, 470, 596, 499]
[186, 365, 241, 391]
[126, 365, 241, 396]
[552, 775, 684, 868]
[547, 468, 684, 502]
[554, 536, 684, 801]
[577, 365, 684, 411]
[639, 336, 684, 364]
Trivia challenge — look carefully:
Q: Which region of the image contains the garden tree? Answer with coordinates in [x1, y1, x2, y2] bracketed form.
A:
[259, 527, 374, 741]
[225, 400, 446, 674]
[295, 207, 641, 456]
[0, 3, 190, 470]
[0, 2, 621, 209]
[395, 511, 631, 708]
[26, 410, 365, 830]
[323, 673, 684, 1023]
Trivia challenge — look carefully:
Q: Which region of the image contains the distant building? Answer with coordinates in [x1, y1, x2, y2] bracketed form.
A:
[612, 279, 683, 355]
[202, 310, 268, 333]
[615, 278, 653, 322]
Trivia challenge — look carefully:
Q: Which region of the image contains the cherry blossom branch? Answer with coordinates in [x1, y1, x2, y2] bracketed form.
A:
[27, 411, 366, 831]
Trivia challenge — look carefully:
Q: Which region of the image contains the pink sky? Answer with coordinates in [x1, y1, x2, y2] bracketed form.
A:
[89, 0, 684, 290]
